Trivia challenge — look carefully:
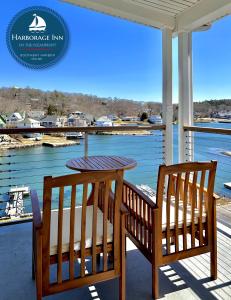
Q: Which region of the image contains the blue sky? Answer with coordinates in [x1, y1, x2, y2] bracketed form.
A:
[0, 0, 231, 103]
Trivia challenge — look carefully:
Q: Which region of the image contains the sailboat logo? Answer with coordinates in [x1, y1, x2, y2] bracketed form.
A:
[29, 14, 46, 32]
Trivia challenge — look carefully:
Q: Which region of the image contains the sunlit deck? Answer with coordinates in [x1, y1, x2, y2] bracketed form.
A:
[0, 204, 230, 300]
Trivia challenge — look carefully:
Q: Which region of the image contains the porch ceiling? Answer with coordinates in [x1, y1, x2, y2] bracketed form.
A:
[63, 0, 231, 32]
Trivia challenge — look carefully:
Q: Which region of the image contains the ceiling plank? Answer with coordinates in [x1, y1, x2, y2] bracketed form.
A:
[62, 0, 175, 29]
[177, 0, 231, 32]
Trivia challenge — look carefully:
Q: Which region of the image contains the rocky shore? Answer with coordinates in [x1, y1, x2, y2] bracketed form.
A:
[0, 134, 80, 150]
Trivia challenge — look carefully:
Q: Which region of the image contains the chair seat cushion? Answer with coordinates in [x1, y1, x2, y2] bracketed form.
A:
[134, 188, 206, 231]
[161, 197, 207, 231]
[49, 206, 113, 256]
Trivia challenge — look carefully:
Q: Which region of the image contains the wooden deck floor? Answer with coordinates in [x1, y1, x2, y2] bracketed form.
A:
[0, 204, 230, 300]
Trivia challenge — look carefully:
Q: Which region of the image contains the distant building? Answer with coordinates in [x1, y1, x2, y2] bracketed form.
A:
[6, 112, 24, 127]
[68, 111, 85, 118]
[95, 116, 113, 127]
[67, 116, 87, 127]
[17, 117, 43, 139]
[27, 110, 45, 120]
[40, 115, 66, 127]
[148, 115, 163, 124]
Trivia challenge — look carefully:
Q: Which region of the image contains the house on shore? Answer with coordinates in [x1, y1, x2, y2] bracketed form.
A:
[6, 112, 24, 127]
[40, 115, 66, 127]
[67, 116, 87, 127]
[17, 117, 43, 140]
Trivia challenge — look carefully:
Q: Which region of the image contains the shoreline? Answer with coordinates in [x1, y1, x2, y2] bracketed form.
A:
[0, 134, 80, 150]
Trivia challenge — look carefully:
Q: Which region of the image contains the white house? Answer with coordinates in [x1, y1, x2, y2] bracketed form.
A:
[67, 116, 87, 127]
[17, 117, 43, 140]
[95, 116, 113, 127]
[6, 112, 24, 127]
[40, 115, 66, 127]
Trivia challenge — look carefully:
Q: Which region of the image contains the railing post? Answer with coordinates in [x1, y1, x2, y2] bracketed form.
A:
[178, 32, 194, 162]
[162, 28, 173, 165]
[84, 132, 88, 158]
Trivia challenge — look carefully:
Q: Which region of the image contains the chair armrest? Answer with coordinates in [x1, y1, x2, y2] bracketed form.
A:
[31, 190, 42, 229]
[123, 180, 157, 209]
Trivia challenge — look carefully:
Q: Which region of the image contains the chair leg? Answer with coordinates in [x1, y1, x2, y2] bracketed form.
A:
[32, 249, 35, 280]
[211, 248, 217, 280]
[152, 264, 159, 299]
[211, 205, 217, 280]
[120, 215, 126, 300]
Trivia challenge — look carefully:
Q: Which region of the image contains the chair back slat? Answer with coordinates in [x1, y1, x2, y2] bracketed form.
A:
[57, 186, 64, 283]
[166, 175, 172, 254]
[80, 183, 88, 277]
[174, 174, 181, 252]
[199, 171, 205, 246]
[191, 172, 198, 248]
[156, 161, 217, 257]
[103, 180, 111, 271]
[183, 172, 189, 250]
[69, 185, 76, 280]
[92, 182, 99, 275]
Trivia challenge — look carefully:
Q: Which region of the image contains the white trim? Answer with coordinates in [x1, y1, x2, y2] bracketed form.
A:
[162, 28, 173, 165]
[178, 32, 193, 163]
[177, 0, 231, 32]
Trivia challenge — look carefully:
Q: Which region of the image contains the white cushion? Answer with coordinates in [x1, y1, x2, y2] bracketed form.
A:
[152, 196, 206, 231]
[49, 206, 113, 256]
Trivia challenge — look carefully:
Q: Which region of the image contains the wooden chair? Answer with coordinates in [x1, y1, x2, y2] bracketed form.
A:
[31, 170, 127, 300]
[122, 161, 217, 299]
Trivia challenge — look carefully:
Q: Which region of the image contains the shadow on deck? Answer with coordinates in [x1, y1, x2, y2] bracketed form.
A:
[0, 205, 231, 300]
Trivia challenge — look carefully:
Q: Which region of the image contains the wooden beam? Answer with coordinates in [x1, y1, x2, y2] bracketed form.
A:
[62, 0, 175, 29]
[177, 0, 231, 32]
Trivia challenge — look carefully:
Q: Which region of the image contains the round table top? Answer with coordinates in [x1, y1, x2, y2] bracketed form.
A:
[66, 155, 137, 172]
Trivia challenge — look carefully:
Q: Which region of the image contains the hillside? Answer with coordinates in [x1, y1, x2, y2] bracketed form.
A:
[0, 87, 230, 119]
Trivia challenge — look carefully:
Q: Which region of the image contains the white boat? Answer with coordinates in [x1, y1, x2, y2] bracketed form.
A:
[148, 115, 163, 124]
[29, 14, 46, 32]
[224, 182, 231, 190]
[9, 186, 30, 196]
[66, 132, 84, 139]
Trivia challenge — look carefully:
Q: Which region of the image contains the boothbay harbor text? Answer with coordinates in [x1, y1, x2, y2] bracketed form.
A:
[11, 34, 64, 41]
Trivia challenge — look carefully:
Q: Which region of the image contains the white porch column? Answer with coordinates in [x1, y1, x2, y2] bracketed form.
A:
[178, 32, 194, 162]
[162, 28, 173, 165]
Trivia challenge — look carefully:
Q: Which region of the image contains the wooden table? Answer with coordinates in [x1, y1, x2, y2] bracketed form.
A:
[66, 155, 137, 205]
[66, 155, 137, 173]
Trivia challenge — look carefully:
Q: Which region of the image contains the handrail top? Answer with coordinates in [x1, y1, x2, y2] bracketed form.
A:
[184, 125, 231, 135]
[0, 125, 165, 135]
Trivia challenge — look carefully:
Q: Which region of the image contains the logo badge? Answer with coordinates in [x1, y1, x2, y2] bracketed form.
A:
[6, 6, 69, 69]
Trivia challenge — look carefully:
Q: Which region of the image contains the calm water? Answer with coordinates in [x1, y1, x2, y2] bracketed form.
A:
[0, 123, 231, 213]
